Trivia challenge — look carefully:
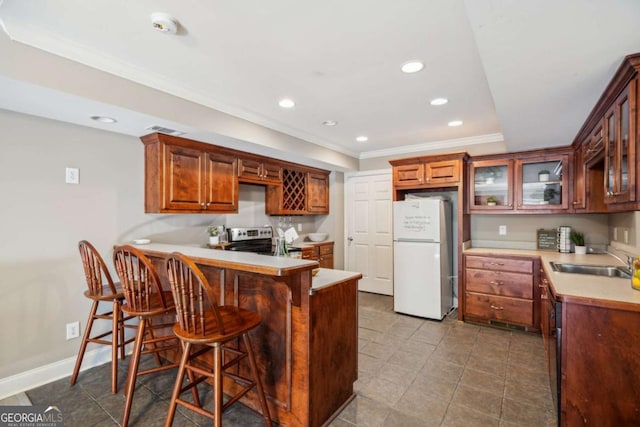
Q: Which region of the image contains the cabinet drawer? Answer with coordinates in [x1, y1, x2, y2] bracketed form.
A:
[319, 244, 333, 256]
[465, 255, 533, 274]
[465, 292, 533, 327]
[465, 268, 533, 299]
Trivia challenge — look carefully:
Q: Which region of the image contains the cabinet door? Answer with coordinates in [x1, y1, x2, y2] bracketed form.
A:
[425, 159, 460, 185]
[572, 142, 586, 210]
[515, 155, 570, 211]
[162, 144, 205, 211]
[605, 82, 636, 204]
[307, 172, 330, 214]
[468, 159, 513, 211]
[393, 163, 425, 187]
[205, 153, 238, 212]
[261, 162, 283, 185]
[238, 158, 263, 183]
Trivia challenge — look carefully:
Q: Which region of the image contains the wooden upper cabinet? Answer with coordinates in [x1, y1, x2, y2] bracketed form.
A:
[142, 133, 330, 215]
[390, 154, 465, 190]
[238, 157, 282, 185]
[307, 172, 330, 214]
[266, 168, 331, 215]
[469, 159, 514, 211]
[161, 143, 206, 211]
[514, 154, 571, 212]
[142, 134, 239, 213]
[205, 152, 239, 212]
[604, 82, 636, 205]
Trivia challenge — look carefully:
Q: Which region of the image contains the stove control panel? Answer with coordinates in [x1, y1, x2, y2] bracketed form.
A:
[228, 227, 273, 242]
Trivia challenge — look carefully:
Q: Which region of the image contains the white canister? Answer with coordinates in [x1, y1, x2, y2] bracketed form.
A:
[557, 226, 571, 253]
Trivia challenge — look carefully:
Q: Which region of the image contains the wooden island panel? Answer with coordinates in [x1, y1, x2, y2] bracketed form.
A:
[139, 244, 360, 427]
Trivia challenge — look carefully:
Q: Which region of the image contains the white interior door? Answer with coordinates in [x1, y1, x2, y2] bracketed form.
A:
[345, 171, 393, 295]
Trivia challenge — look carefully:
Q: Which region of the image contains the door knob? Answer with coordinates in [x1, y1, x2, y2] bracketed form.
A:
[348, 237, 354, 242]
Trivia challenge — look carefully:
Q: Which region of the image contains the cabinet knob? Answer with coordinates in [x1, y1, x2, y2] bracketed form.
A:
[541, 294, 548, 300]
[205, 202, 211, 207]
[572, 201, 581, 205]
[200, 203, 206, 207]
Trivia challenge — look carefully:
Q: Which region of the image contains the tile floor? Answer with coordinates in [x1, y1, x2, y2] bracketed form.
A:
[3, 292, 556, 426]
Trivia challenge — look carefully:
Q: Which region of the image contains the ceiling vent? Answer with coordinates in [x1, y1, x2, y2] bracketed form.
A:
[145, 125, 185, 136]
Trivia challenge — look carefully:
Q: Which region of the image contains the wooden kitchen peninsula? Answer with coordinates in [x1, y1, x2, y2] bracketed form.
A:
[134, 243, 361, 427]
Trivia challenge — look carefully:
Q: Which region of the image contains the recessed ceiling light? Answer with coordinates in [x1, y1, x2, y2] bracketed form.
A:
[278, 98, 295, 108]
[430, 98, 448, 106]
[356, 136, 369, 142]
[401, 61, 424, 73]
[448, 120, 463, 127]
[90, 116, 117, 124]
[323, 120, 338, 126]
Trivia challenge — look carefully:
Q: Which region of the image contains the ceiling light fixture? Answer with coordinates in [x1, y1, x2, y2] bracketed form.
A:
[401, 61, 424, 73]
[356, 136, 369, 142]
[90, 115, 117, 124]
[150, 12, 179, 34]
[323, 120, 338, 126]
[430, 97, 448, 106]
[448, 120, 463, 127]
[278, 98, 295, 108]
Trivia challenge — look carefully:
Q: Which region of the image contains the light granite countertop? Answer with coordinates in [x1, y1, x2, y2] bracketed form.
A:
[128, 242, 318, 274]
[310, 268, 362, 292]
[125, 242, 361, 291]
[465, 247, 640, 308]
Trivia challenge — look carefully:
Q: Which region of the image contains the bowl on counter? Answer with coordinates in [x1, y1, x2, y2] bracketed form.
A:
[307, 233, 328, 242]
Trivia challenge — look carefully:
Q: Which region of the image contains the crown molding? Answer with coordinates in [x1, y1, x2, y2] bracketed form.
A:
[359, 133, 504, 159]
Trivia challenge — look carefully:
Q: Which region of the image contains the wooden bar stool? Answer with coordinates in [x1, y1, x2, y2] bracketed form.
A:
[164, 252, 272, 427]
[113, 245, 191, 427]
[70, 240, 135, 393]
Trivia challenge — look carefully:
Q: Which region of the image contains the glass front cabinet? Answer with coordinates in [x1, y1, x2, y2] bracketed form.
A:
[469, 154, 571, 213]
[604, 82, 636, 205]
[515, 155, 570, 211]
[469, 159, 514, 211]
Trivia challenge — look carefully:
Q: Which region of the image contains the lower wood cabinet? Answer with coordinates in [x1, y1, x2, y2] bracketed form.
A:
[463, 254, 539, 331]
[301, 242, 334, 269]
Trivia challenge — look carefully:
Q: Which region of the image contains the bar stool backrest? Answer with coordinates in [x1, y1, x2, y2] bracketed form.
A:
[78, 240, 118, 297]
[166, 252, 226, 336]
[113, 245, 169, 313]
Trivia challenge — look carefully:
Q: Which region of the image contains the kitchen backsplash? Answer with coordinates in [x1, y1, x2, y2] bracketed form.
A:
[471, 214, 610, 250]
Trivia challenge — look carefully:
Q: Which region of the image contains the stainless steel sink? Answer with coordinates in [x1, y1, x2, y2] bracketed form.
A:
[549, 262, 631, 279]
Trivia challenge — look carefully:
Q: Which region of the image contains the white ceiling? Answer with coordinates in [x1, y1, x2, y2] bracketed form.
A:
[0, 0, 639, 167]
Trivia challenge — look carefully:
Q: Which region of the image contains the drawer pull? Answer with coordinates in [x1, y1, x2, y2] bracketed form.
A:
[490, 304, 504, 310]
[541, 294, 548, 300]
[489, 262, 504, 266]
[489, 281, 504, 286]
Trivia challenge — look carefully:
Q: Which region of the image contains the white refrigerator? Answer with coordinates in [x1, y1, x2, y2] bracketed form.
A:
[393, 197, 452, 319]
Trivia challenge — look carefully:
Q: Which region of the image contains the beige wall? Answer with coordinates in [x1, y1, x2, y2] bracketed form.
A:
[471, 214, 610, 249]
[608, 211, 640, 255]
[0, 109, 342, 381]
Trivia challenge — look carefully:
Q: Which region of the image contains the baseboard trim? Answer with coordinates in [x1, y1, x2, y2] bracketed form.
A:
[0, 346, 113, 401]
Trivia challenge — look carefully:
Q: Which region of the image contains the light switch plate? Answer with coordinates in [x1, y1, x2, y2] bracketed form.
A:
[65, 167, 79, 184]
[499, 225, 507, 236]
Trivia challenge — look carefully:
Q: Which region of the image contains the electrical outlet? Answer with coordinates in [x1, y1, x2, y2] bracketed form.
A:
[65, 167, 79, 184]
[613, 227, 618, 241]
[499, 225, 507, 236]
[624, 229, 629, 244]
[297, 223, 302, 232]
[66, 321, 80, 340]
